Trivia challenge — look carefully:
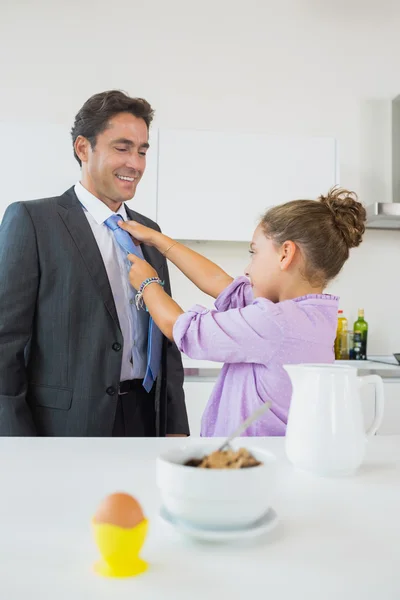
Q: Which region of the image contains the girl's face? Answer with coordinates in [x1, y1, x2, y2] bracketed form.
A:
[245, 225, 292, 302]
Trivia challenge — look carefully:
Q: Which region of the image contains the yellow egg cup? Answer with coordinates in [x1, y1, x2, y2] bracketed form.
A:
[92, 519, 149, 578]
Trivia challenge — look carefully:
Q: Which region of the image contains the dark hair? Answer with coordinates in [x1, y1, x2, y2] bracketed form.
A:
[71, 90, 155, 166]
[260, 187, 367, 286]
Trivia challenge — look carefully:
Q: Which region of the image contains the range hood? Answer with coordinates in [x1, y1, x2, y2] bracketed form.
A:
[365, 95, 400, 230]
[366, 202, 400, 229]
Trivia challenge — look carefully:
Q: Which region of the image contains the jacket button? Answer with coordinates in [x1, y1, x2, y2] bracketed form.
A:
[106, 386, 116, 396]
[112, 342, 122, 352]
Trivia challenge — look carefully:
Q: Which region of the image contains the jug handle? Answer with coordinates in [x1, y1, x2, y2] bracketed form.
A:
[358, 375, 385, 437]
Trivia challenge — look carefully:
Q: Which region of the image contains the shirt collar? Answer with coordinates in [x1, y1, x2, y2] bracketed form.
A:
[74, 181, 129, 224]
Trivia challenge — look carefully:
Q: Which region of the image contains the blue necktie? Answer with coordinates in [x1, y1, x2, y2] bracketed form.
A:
[105, 214, 163, 392]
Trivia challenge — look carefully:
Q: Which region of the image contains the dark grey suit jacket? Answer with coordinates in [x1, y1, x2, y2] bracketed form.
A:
[0, 187, 189, 436]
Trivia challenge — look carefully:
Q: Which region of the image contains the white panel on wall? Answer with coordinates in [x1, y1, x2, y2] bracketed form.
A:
[157, 129, 338, 241]
[126, 128, 158, 221]
[0, 123, 158, 222]
[0, 122, 79, 220]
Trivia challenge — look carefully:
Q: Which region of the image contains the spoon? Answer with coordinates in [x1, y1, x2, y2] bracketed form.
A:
[217, 401, 272, 452]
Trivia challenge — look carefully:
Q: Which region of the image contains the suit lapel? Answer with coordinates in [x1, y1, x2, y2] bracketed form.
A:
[57, 187, 120, 330]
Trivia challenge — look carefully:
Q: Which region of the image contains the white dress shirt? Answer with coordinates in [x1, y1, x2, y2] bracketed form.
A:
[74, 181, 146, 381]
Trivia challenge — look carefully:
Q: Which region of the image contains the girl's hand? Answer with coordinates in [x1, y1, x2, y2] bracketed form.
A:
[127, 254, 159, 291]
[118, 220, 160, 247]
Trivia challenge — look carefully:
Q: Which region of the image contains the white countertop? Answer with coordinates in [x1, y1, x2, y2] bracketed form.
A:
[0, 436, 399, 599]
[182, 355, 400, 373]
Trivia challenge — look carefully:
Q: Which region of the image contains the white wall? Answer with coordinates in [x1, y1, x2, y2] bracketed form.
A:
[1, 0, 400, 353]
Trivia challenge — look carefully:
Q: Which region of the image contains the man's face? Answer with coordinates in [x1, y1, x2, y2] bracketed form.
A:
[76, 112, 149, 209]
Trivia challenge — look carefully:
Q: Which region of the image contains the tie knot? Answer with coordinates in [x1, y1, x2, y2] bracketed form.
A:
[105, 214, 123, 231]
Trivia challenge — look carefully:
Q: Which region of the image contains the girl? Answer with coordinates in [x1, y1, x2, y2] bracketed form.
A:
[119, 187, 366, 436]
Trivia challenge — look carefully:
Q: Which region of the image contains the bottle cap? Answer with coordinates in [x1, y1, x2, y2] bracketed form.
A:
[358, 308, 364, 317]
[338, 310, 343, 314]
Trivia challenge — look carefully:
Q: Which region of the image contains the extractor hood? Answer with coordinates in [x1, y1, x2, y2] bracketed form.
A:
[366, 95, 400, 229]
[366, 202, 400, 229]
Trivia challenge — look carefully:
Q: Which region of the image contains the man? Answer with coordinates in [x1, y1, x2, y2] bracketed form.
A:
[0, 90, 189, 436]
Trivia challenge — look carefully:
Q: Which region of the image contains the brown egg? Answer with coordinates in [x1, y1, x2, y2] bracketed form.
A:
[93, 492, 145, 529]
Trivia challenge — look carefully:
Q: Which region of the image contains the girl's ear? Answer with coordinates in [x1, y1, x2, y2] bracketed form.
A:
[279, 241, 297, 271]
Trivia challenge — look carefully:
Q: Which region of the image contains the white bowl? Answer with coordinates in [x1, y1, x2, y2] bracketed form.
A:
[156, 441, 277, 529]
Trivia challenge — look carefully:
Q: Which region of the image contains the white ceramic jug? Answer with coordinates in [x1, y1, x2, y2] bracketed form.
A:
[284, 364, 384, 476]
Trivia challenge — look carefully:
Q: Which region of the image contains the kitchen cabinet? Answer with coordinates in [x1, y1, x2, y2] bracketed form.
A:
[0, 123, 78, 221]
[126, 129, 158, 221]
[0, 123, 158, 222]
[157, 129, 338, 241]
[184, 379, 215, 437]
[183, 378, 400, 437]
